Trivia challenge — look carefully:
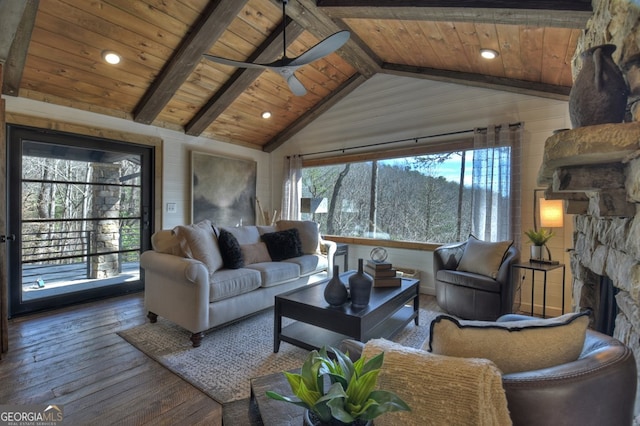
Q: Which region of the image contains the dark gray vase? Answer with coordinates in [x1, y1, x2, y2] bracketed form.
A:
[569, 44, 629, 128]
[324, 266, 348, 307]
[349, 259, 373, 308]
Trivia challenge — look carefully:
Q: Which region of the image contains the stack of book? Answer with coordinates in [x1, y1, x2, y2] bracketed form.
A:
[364, 260, 402, 287]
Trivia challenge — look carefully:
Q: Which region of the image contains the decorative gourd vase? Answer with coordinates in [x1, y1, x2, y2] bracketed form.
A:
[349, 259, 373, 308]
[569, 44, 629, 128]
[324, 266, 348, 307]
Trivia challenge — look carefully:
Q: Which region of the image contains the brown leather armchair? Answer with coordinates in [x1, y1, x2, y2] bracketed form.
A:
[498, 314, 637, 426]
[341, 317, 637, 425]
[433, 240, 519, 320]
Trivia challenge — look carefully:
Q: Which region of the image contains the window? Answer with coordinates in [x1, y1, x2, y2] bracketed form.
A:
[301, 129, 520, 244]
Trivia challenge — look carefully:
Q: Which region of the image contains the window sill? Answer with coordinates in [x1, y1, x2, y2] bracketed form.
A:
[323, 235, 441, 251]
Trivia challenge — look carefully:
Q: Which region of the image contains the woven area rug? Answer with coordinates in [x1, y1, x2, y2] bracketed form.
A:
[118, 295, 444, 405]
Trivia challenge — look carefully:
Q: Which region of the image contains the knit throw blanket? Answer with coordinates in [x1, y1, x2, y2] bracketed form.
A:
[362, 338, 512, 426]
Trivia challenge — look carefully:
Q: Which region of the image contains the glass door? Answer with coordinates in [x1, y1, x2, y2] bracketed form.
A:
[7, 125, 153, 316]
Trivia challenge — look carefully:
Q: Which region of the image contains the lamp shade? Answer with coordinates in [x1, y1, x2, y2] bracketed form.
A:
[300, 197, 328, 214]
[539, 199, 564, 228]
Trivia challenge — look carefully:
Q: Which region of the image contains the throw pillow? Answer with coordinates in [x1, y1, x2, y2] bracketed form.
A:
[427, 311, 589, 374]
[261, 228, 304, 261]
[276, 220, 320, 254]
[217, 228, 244, 269]
[240, 242, 272, 265]
[362, 338, 511, 426]
[151, 230, 183, 256]
[172, 220, 223, 273]
[456, 235, 513, 279]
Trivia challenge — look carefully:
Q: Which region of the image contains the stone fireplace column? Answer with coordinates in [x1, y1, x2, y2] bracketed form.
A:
[90, 163, 122, 279]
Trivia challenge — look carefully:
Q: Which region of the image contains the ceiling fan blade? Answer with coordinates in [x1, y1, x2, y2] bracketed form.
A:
[202, 54, 269, 70]
[289, 31, 350, 67]
[287, 74, 307, 96]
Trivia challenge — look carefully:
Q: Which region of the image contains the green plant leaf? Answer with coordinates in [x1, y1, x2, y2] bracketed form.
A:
[361, 390, 411, 420]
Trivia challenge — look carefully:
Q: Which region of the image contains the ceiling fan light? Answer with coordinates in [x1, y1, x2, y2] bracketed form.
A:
[102, 51, 121, 65]
[480, 48, 498, 60]
[261, 111, 272, 119]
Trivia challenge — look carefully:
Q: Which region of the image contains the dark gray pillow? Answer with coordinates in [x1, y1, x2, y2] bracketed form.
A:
[261, 228, 303, 261]
[217, 228, 244, 269]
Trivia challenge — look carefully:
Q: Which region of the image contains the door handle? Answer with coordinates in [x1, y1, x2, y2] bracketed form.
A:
[0, 234, 16, 243]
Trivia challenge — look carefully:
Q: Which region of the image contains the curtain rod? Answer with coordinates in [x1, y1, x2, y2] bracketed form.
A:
[289, 122, 523, 158]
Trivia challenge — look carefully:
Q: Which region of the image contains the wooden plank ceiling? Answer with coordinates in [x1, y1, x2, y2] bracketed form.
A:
[0, 0, 591, 152]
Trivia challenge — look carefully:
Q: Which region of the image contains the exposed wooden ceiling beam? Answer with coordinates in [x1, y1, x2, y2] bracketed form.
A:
[318, 1, 592, 28]
[185, 18, 305, 136]
[279, 0, 381, 77]
[0, 0, 29, 62]
[381, 63, 570, 101]
[263, 73, 368, 152]
[2, 0, 38, 97]
[133, 0, 249, 125]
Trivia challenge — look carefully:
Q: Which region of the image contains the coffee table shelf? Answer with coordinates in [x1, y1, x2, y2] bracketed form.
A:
[279, 305, 417, 351]
[274, 271, 419, 352]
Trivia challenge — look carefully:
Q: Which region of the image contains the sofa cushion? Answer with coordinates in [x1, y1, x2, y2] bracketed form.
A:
[245, 261, 300, 287]
[261, 228, 304, 261]
[257, 225, 277, 235]
[240, 242, 272, 265]
[217, 228, 244, 269]
[277, 220, 320, 254]
[220, 226, 261, 245]
[209, 268, 261, 302]
[362, 338, 510, 426]
[283, 254, 328, 276]
[435, 270, 501, 293]
[456, 236, 513, 279]
[172, 220, 223, 274]
[427, 311, 589, 374]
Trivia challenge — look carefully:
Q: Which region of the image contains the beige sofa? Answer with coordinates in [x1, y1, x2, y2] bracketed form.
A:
[141, 220, 336, 346]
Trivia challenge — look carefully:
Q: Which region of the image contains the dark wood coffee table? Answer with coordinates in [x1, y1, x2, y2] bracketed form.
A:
[274, 271, 419, 352]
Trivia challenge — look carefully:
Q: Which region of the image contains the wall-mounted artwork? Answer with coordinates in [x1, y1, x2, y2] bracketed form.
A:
[191, 151, 256, 226]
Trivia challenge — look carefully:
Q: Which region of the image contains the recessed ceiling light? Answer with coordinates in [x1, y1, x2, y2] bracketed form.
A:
[261, 111, 272, 119]
[480, 48, 499, 60]
[102, 51, 121, 65]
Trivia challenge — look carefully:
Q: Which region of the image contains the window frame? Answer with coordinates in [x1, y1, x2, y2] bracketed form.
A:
[301, 137, 475, 250]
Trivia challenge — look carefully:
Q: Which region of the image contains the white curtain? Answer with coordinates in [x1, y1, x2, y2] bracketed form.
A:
[471, 123, 522, 248]
[281, 155, 302, 220]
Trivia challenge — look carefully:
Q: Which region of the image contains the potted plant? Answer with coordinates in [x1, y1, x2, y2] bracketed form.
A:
[266, 346, 410, 425]
[524, 228, 554, 260]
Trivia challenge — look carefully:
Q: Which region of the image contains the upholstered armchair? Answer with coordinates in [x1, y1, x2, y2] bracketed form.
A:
[433, 237, 519, 320]
[341, 312, 637, 426]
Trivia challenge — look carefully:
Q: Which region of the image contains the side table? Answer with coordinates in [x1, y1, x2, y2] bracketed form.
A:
[334, 243, 348, 271]
[251, 370, 304, 426]
[512, 262, 566, 318]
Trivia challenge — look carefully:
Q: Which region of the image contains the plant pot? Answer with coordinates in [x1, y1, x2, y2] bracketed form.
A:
[304, 409, 371, 426]
[530, 245, 543, 261]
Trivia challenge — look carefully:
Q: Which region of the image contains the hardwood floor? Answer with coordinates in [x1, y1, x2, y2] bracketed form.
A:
[0, 292, 223, 425]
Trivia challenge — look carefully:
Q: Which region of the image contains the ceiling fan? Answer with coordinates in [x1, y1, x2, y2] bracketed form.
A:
[202, 0, 350, 96]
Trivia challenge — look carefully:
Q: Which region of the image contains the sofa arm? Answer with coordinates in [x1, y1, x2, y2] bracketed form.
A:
[140, 251, 211, 334]
[339, 339, 365, 362]
[320, 238, 337, 272]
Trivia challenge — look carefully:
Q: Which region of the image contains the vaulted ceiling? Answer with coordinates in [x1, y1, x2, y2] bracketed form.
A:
[0, 0, 591, 152]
